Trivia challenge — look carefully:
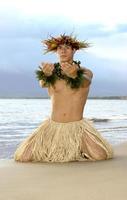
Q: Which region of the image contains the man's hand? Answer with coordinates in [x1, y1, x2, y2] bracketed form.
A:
[40, 62, 54, 76]
[60, 62, 79, 78]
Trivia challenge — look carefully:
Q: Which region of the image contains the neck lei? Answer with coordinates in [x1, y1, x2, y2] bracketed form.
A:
[54, 60, 81, 79]
[35, 60, 85, 89]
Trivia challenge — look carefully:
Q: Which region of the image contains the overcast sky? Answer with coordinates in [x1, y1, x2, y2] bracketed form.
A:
[0, 0, 127, 97]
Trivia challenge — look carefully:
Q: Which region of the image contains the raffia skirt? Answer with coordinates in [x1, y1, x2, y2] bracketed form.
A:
[13, 117, 114, 163]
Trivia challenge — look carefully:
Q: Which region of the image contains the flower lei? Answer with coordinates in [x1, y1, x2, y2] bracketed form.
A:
[35, 60, 85, 89]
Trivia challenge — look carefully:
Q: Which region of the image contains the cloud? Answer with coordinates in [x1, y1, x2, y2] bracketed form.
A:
[1, 0, 127, 27]
[0, 0, 127, 97]
[88, 32, 127, 60]
[116, 24, 127, 33]
[0, 70, 48, 98]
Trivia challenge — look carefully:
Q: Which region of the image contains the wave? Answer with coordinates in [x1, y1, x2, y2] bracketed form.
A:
[90, 118, 110, 122]
[90, 116, 127, 122]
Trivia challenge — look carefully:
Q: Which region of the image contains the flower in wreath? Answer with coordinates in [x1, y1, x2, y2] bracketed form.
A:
[41, 33, 92, 54]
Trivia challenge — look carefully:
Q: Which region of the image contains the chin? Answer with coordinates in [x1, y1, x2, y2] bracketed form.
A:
[60, 58, 69, 63]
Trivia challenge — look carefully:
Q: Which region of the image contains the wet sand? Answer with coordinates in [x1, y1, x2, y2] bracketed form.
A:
[0, 142, 127, 200]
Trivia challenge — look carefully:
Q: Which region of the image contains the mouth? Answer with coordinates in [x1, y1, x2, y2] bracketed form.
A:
[61, 55, 67, 57]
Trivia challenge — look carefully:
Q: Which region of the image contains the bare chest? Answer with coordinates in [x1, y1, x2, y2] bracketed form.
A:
[47, 79, 89, 97]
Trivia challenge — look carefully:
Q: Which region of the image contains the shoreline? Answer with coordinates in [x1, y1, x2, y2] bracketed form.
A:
[0, 96, 127, 99]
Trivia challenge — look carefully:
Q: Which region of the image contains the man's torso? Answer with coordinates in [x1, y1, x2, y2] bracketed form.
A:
[47, 79, 90, 122]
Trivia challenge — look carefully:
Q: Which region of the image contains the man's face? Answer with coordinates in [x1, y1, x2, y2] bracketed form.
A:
[56, 44, 76, 63]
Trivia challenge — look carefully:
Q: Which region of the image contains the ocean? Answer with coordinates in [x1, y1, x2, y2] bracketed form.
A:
[0, 98, 127, 159]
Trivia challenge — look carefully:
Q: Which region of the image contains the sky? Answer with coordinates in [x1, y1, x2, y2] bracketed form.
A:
[0, 0, 127, 97]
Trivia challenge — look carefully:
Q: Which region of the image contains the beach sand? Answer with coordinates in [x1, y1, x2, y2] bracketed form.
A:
[0, 142, 127, 200]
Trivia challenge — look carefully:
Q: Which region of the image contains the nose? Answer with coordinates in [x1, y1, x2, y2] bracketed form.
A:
[61, 47, 66, 54]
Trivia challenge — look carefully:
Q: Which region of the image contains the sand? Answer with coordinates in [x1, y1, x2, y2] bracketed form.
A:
[0, 142, 127, 200]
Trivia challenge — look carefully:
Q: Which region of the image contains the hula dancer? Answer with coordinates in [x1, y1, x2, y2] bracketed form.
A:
[14, 33, 114, 162]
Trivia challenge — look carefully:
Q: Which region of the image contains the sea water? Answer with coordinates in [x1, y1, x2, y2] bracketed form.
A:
[0, 98, 127, 159]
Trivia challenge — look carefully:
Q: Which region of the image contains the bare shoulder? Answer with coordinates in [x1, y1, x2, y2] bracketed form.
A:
[79, 66, 93, 88]
[80, 66, 93, 78]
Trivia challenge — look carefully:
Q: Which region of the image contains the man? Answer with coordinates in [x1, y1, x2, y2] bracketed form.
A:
[14, 34, 114, 163]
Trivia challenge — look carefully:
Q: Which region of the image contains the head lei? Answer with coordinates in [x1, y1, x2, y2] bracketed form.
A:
[41, 33, 91, 54]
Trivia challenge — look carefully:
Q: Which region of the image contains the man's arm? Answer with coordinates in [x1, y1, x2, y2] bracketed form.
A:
[39, 62, 54, 88]
[81, 67, 93, 87]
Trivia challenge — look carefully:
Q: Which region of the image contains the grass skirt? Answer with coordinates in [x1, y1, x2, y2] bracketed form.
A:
[13, 117, 114, 163]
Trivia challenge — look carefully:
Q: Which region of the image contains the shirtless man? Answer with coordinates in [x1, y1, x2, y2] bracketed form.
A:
[14, 34, 113, 162]
[39, 44, 93, 123]
[39, 42, 110, 160]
